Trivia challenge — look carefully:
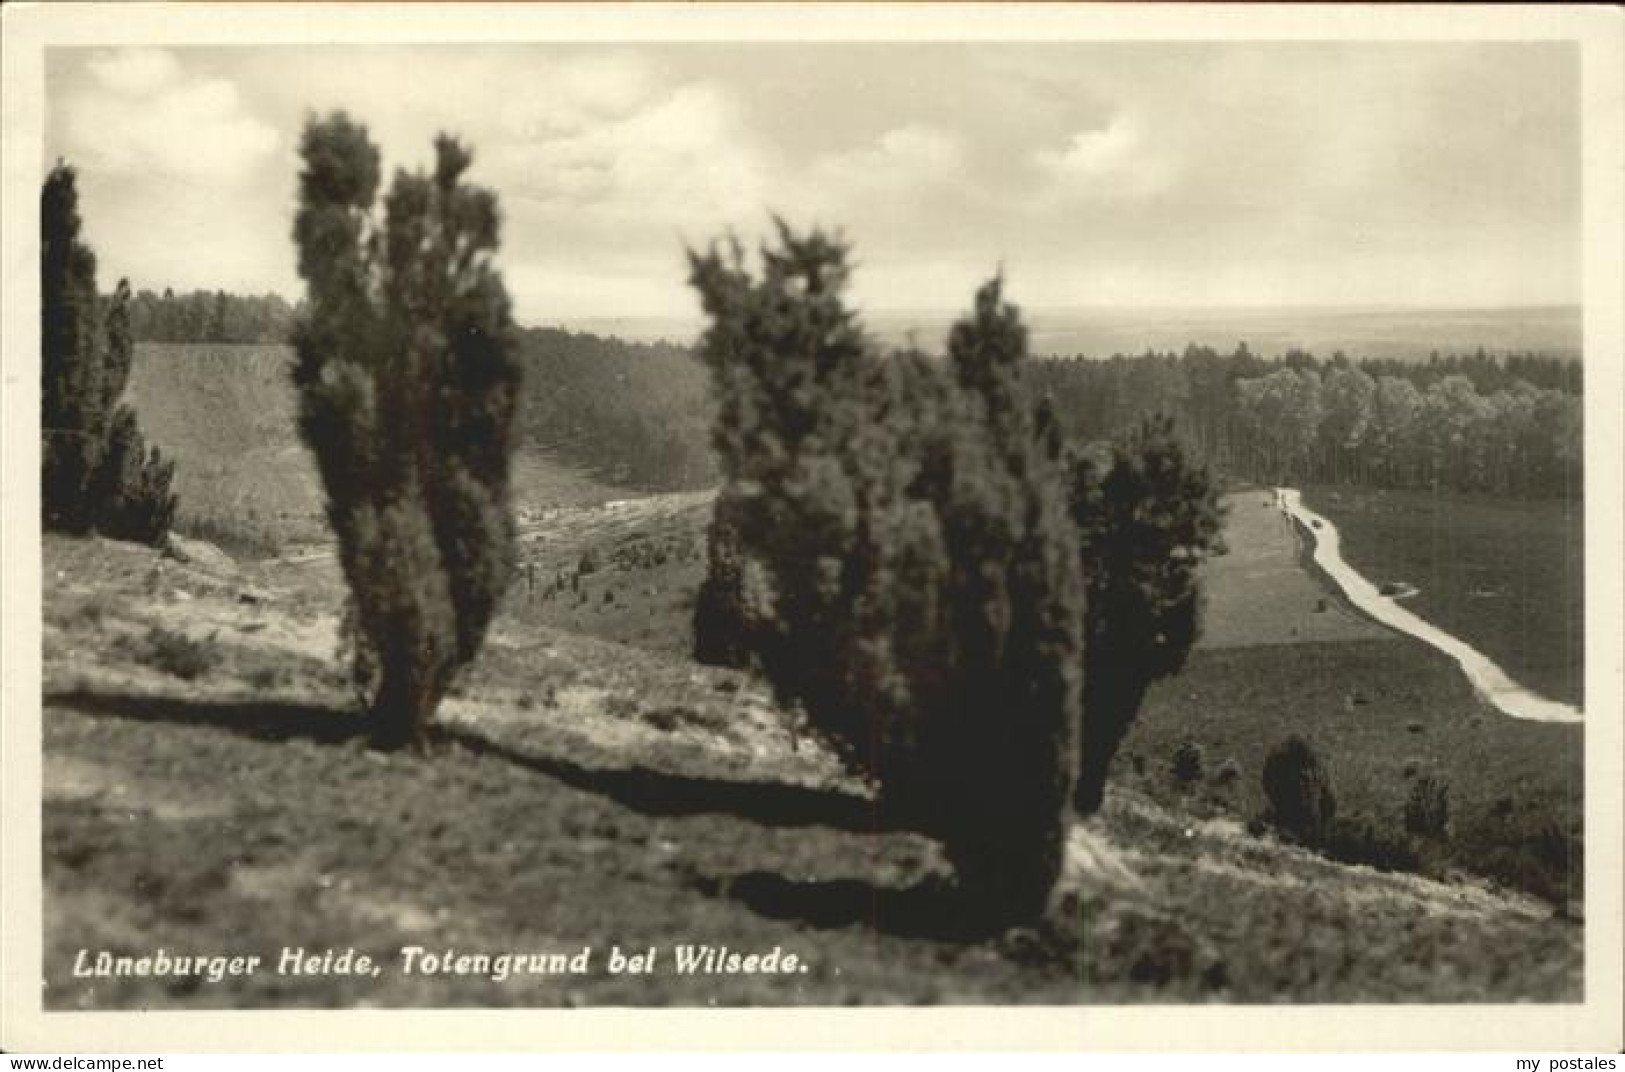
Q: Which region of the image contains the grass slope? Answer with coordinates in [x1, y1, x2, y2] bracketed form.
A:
[122, 342, 624, 558]
[507, 490, 1585, 908]
[1301, 487, 1584, 707]
[40, 486, 1582, 1007]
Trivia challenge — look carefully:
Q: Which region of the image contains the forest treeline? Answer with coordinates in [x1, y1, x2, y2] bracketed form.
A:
[119, 287, 297, 344]
[121, 283, 1583, 499]
[1029, 345, 1583, 498]
[511, 333, 1585, 498]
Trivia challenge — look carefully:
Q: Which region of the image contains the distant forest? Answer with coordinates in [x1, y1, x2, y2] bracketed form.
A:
[121, 288, 296, 344]
[124, 290, 1582, 498]
[1029, 345, 1583, 498]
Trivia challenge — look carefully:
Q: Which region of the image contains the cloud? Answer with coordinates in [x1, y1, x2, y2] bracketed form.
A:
[42, 42, 1580, 316]
[488, 73, 776, 249]
[61, 48, 280, 184]
[1031, 114, 1172, 203]
[85, 48, 180, 96]
[810, 125, 964, 193]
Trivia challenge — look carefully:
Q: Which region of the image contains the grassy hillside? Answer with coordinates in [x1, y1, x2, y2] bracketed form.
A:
[43, 351, 1587, 1006]
[121, 343, 627, 557]
[499, 491, 1585, 909]
[1302, 486, 1584, 707]
[41, 524, 1580, 1007]
[122, 344, 319, 549]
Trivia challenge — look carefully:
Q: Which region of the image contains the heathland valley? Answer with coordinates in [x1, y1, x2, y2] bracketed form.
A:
[39, 98, 1585, 1008]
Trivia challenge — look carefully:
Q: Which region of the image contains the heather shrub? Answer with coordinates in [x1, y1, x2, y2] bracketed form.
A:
[1262, 735, 1337, 845]
[1069, 415, 1222, 815]
[128, 626, 216, 681]
[690, 222, 1084, 926]
[291, 114, 522, 749]
[1322, 813, 1421, 873]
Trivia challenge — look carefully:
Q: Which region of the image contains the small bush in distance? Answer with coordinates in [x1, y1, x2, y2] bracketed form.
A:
[1261, 735, 1337, 845]
[291, 113, 522, 749]
[1403, 774, 1450, 839]
[132, 626, 216, 681]
[1170, 740, 1205, 785]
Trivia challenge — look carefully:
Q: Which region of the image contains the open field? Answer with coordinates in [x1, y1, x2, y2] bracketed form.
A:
[41, 525, 1581, 1007]
[1301, 487, 1584, 707]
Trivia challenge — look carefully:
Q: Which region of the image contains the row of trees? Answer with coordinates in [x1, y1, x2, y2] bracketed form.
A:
[42, 164, 176, 545]
[1230, 365, 1582, 495]
[1028, 345, 1583, 498]
[120, 287, 296, 344]
[688, 223, 1221, 926]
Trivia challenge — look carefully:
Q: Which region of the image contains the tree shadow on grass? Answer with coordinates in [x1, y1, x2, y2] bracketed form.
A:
[437, 724, 891, 834]
[47, 687, 891, 835]
[46, 689, 368, 745]
[51, 687, 1001, 940]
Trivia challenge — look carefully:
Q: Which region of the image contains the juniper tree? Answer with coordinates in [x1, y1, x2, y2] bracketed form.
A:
[91, 406, 177, 545]
[690, 223, 1084, 926]
[42, 164, 113, 533]
[1068, 414, 1222, 815]
[691, 496, 757, 669]
[291, 113, 522, 749]
[42, 165, 175, 543]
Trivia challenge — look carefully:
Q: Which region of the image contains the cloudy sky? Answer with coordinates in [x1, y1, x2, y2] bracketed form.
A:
[45, 42, 1579, 324]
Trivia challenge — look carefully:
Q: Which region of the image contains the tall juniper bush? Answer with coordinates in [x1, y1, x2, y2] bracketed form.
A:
[690, 222, 1085, 927]
[42, 164, 175, 543]
[1069, 414, 1222, 815]
[291, 114, 522, 749]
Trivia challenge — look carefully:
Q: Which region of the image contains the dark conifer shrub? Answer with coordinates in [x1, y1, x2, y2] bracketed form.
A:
[1403, 774, 1451, 838]
[692, 497, 758, 669]
[1262, 735, 1338, 845]
[42, 166, 175, 544]
[1170, 740, 1205, 785]
[92, 406, 177, 545]
[291, 114, 522, 749]
[689, 222, 1084, 926]
[1068, 414, 1222, 814]
[41, 164, 105, 534]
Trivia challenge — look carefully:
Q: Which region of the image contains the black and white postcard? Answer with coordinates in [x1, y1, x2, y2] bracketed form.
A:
[2, 1, 1621, 1054]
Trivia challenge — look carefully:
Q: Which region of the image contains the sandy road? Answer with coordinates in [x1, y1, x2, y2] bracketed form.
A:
[1277, 488, 1582, 725]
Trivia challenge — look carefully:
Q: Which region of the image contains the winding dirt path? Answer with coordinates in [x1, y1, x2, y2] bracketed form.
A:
[1277, 488, 1582, 725]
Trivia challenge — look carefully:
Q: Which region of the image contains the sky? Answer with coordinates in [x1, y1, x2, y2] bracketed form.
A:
[44, 42, 1581, 325]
